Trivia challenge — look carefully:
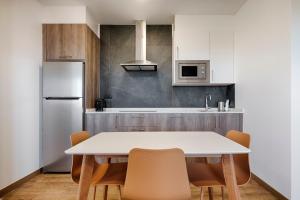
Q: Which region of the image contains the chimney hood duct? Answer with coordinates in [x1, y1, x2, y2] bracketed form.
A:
[120, 20, 157, 71]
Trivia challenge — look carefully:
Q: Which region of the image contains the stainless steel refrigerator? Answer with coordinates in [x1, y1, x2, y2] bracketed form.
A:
[42, 62, 84, 172]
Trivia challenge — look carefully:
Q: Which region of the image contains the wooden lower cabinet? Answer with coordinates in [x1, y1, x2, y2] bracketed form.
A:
[85, 113, 243, 135]
[118, 126, 160, 132]
[196, 114, 218, 132]
[216, 113, 243, 135]
[160, 114, 197, 131]
[86, 114, 117, 134]
[86, 112, 243, 163]
[117, 113, 159, 127]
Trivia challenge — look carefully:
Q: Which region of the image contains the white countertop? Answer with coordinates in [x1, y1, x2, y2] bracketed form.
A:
[86, 107, 244, 114]
[65, 131, 250, 156]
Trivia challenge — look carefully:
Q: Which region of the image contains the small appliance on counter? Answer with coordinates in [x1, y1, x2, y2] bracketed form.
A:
[218, 102, 225, 112]
[95, 98, 107, 111]
[218, 99, 230, 112]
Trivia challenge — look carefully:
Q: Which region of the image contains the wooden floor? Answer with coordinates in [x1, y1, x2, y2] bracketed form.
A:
[2, 174, 279, 200]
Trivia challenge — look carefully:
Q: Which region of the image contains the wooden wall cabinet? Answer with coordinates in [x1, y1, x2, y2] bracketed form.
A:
[43, 24, 100, 108]
[44, 24, 86, 60]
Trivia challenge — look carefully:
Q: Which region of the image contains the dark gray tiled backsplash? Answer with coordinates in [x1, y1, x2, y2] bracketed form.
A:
[100, 25, 235, 108]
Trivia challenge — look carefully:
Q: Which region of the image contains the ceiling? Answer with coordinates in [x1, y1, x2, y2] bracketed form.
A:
[39, 0, 247, 24]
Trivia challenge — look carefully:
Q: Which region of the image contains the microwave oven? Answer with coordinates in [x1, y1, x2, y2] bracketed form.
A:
[173, 60, 210, 86]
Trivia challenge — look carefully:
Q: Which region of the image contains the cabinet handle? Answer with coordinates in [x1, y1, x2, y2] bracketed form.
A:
[115, 115, 118, 129]
[169, 117, 184, 119]
[176, 46, 179, 60]
[132, 128, 145, 131]
[59, 55, 72, 59]
[131, 116, 144, 119]
[211, 69, 214, 82]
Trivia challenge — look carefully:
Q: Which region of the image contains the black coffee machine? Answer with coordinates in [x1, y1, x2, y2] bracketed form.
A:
[95, 98, 106, 112]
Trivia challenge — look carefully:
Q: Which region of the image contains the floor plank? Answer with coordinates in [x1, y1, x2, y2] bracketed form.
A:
[2, 174, 279, 200]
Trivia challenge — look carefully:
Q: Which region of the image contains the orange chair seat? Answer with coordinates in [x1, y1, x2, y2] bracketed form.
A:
[187, 161, 250, 187]
[72, 162, 127, 185]
[187, 162, 225, 187]
[99, 163, 127, 185]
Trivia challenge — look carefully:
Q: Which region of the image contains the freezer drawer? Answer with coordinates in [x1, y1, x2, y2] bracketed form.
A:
[42, 98, 83, 171]
[43, 62, 83, 98]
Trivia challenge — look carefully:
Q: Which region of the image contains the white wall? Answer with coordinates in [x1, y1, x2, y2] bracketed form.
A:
[175, 15, 235, 30]
[0, 0, 42, 190]
[291, 0, 300, 199]
[235, 0, 291, 198]
[86, 9, 100, 37]
[0, 0, 100, 191]
[42, 6, 99, 37]
[42, 6, 86, 24]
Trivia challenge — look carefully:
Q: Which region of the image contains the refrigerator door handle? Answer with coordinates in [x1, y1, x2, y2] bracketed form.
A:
[45, 97, 81, 100]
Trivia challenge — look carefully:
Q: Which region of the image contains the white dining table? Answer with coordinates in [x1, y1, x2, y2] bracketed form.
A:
[65, 131, 250, 200]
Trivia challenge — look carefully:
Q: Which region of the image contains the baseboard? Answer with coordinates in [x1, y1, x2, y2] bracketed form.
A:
[251, 173, 288, 200]
[0, 169, 41, 197]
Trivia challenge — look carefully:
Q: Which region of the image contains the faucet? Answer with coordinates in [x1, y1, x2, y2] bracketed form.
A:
[205, 94, 212, 111]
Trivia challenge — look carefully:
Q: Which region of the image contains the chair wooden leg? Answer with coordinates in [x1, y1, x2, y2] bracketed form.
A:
[118, 185, 122, 199]
[103, 185, 108, 200]
[208, 187, 214, 200]
[93, 185, 97, 200]
[199, 187, 204, 200]
[221, 187, 225, 200]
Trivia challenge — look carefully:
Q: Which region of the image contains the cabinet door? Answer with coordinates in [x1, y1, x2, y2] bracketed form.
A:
[62, 24, 86, 60]
[210, 31, 235, 84]
[45, 24, 63, 60]
[85, 27, 99, 108]
[216, 113, 243, 135]
[174, 19, 210, 60]
[117, 113, 159, 127]
[45, 24, 86, 60]
[161, 114, 196, 131]
[88, 114, 117, 135]
[195, 114, 217, 131]
[118, 126, 160, 132]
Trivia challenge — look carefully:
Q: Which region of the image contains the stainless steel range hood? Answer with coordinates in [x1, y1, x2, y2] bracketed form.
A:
[120, 20, 157, 71]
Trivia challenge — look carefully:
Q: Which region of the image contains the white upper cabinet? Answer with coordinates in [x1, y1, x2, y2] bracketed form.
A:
[210, 31, 235, 84]
[174, 17, 210, 60]
[173, 15, 235, 85]
[173, 15, 236, 85]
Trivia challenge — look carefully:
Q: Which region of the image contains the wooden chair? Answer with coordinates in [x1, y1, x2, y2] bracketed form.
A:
[122, 148, 191, 200]
[70, 131, 127, 200]
[187, 130, 251, 200]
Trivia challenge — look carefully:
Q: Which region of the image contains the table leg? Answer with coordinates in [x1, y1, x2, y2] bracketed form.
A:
[222, 154, 241, 200]
[77, 155, 94, 200]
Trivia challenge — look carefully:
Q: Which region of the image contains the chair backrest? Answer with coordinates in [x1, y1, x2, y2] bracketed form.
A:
[226, 130, 251, 185]
[70, 131, 90, 183]
[123, 148, 191, 200]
